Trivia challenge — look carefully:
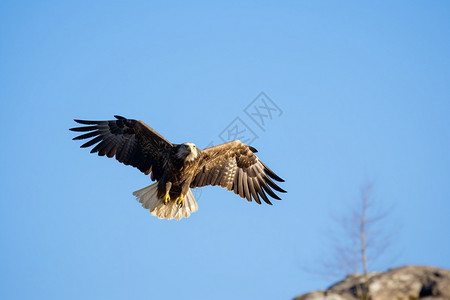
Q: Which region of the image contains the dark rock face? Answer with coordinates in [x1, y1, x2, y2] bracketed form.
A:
[294, 266, 450, 300]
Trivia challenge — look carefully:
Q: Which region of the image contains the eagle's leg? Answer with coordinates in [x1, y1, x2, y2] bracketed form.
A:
[164, 193, 170, 205]
[163, 182, 172, 205]
[176, 182, 190, 208]
[176, 194, 184, 208]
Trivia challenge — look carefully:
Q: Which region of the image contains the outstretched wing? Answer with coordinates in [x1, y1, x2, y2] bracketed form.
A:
[191, 140, 286, 205]
[70, 115, 172, 180]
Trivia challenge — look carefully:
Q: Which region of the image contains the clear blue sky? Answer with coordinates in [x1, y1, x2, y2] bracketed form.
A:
[1, 1, 449, 299]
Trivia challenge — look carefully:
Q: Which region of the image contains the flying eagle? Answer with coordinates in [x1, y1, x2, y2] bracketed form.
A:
[70, 116, 286, 220]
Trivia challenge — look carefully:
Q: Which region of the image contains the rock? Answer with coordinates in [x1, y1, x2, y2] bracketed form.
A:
[293, 266, 450, 300]
[294, 291, 354, 300]
[368, 266, 450, 300]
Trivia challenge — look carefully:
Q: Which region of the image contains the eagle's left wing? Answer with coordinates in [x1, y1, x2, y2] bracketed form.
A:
[70, 115, 172, 180]
[191, 140, 286, 204]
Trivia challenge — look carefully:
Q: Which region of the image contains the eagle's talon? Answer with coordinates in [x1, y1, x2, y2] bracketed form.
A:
[163, 192, 170, 205]
[176, 195, 184, 208]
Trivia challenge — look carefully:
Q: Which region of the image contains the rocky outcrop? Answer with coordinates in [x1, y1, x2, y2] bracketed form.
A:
[294, 266, 450, 300]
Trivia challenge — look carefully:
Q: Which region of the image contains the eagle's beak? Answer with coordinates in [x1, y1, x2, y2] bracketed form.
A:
[188, 145, 194, 152]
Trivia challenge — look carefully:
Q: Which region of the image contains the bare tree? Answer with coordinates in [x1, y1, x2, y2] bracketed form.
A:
[313, 183, 397, 300]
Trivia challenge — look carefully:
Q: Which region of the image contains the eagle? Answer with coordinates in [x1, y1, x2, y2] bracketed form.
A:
[70, 116, 286, 220]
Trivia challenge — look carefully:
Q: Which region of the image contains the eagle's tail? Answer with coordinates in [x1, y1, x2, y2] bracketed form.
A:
[132, 183, 198, 220]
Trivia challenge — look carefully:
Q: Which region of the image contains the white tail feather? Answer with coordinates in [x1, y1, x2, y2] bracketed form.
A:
[132, 183, 198, 220]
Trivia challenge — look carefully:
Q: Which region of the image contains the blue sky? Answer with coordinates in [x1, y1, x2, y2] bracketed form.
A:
[1, 1, 449, 299]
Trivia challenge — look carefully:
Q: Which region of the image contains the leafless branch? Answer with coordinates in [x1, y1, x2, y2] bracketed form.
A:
[305, 182, 399, 300]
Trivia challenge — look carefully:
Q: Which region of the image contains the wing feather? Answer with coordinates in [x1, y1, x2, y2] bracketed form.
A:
[253, 177, 272, 205]
[99, 136, 116, 156]
[233, 166, 240, 195]
[224, 165, 236, 191]
[70, 124, 98, 131]
[212, 163, 227, 186]
[198, 172, 208, 187]
[238, 168, 245, 199]
[261, 161, 285, 182]
[264, 174, 287, 193]
[247, 177, 261, 204]
[256, 172, 281, 200]
[206, 165, 218, 186]
[73, 131, 99, 140]
[246, 165, 257, 177]
[81, 136, 102, 148]
[261, 181, 280, 200]
[242, 171, 251, 202]
[107, 144, 119, 158]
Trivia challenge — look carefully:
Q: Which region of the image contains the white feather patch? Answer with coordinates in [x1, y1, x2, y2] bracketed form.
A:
[132, 183, 199, 220]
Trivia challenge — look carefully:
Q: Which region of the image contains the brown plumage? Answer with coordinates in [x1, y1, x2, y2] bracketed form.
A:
[70, 115, 286, 220]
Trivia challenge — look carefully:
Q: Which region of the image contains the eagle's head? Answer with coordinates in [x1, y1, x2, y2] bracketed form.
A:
[176, 142, 199, 162]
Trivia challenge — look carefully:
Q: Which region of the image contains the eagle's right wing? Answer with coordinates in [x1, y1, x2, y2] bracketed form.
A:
[70, 115, 172, 181]
[191, 140, 286, 205]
